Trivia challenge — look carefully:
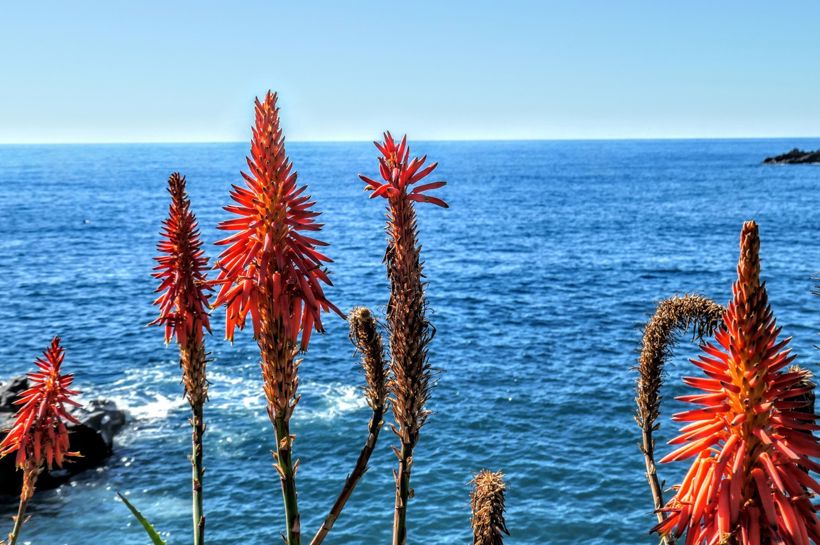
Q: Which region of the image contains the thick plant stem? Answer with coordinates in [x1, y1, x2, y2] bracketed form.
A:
[180, 336, 208, 545]
[273, 415, 300, 545]
[7, 496, 28, 545]
[191, 402, 205, 545]
[392, 442, 413, 545]
[311, 405, 385, 545]
[639, 425, 667, 536]
[8, 466, 37, 545]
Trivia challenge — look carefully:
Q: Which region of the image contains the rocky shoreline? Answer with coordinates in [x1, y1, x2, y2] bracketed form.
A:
[0, 376, 126, 495]
[763, 148, 820, 164]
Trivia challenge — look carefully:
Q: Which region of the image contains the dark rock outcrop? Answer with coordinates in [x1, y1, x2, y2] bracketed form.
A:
[763, 148, 820, 164]
[0, 376, 126, 495]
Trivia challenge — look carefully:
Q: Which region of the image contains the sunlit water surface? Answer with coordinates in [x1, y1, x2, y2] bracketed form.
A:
[0, 139, 818, 544]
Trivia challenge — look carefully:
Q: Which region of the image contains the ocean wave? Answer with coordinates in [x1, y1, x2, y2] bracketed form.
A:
[102, 362, 367, 427]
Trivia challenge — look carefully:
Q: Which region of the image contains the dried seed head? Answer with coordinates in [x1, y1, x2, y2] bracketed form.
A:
[349, 307, 387, 409]
[636, 294, 725, 429]
[787, 365, 815, 423]
[471, 470, 508, 545]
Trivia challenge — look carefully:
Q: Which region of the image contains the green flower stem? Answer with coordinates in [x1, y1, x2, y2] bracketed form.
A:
[311, 404, 385, 545]
[274, 415, 300, 545]
[191, 402, 205, 545]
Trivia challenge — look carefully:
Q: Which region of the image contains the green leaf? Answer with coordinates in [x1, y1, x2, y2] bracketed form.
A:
[117, 492, 167, 545]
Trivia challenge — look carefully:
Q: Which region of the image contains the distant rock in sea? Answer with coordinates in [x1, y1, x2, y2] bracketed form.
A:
[0, 375, 127, 495]
[763, 148, 820, 164]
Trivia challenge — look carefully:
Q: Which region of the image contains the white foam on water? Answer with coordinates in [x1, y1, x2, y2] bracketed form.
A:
[302, 382, 368, 421]
[118, 393, 186, 420]
[212, 380, 368, 423]
[101, 360, 367, 427]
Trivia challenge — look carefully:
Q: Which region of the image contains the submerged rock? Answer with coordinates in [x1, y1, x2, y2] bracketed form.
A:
[0, 376, 126, 495]
[763, 148, 820, 164]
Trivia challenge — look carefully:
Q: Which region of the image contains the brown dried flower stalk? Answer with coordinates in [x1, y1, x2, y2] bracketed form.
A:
[471, 470, 509, 545]
[349, 307, 389, 410]
[635, 294, 724, 543]
[310, 307, 388, 545]
[359, 132, 447, 545]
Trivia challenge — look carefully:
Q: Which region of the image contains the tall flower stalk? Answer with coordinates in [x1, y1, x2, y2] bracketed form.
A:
[0, 338, 80, 545]
[653, 221, 820, 545]
[310, 307, 388, 545]
[214, 91, 339, 545]
[635, 294, 724, 545]
[359, 132, 447, 545]
[150, 172, 212, 545]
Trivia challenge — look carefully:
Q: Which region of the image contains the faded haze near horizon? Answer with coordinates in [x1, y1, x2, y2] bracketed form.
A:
[1, 1, 819, 144]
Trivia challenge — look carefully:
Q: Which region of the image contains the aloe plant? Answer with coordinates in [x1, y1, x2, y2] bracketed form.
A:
[359, 132, 447, 545]
[118, 493, 167, 545]
[123, 92, 508, 545]
[470, 470, 509, 545]
[0, 338, 80, 545]
[150, 172, 213, 545]
[638, 221, 820, 545]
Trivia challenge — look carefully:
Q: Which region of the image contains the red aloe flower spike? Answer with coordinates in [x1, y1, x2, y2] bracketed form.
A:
[150, 172, 212, 349]
[214, 91, 340, 351]
[0, 338, 79, 544]
[149, 172, 212, 545]
[653, 221, 820, 545]
[214, 91, 340, 545]
[0, 338, 80, 489]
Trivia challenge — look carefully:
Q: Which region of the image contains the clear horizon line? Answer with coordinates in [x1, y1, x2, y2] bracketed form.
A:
[1, 135, 820, 146]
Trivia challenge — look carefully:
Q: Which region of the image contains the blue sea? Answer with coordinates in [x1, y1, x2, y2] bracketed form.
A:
[0, 139, 818, 545]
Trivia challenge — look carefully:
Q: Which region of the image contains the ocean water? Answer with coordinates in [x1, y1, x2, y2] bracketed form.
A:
[0, 139, 818, 545]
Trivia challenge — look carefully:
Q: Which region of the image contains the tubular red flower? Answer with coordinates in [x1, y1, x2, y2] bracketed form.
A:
[654, 221, 820, 545]
[213, 91, 339, 350]
[359, 131, 448, 209]
[0, 338, 80, 471]
[150, 172, 212, 347]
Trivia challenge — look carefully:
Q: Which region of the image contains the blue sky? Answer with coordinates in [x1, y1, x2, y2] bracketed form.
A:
[1, 1, 819, 143]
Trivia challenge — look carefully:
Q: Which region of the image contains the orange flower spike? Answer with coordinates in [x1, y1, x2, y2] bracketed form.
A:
[653, 221, 820, 545]
[214, 91, 340, 350]
[0, 338, 80, 472]
[150, 173, 212, 346]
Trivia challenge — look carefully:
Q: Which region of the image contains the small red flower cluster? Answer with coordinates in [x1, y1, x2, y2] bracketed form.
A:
[150, 173, 212, 347]
[214, 91, 339, 350]
[359, 132, 448, 208]
[0, 338, 80, 470]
